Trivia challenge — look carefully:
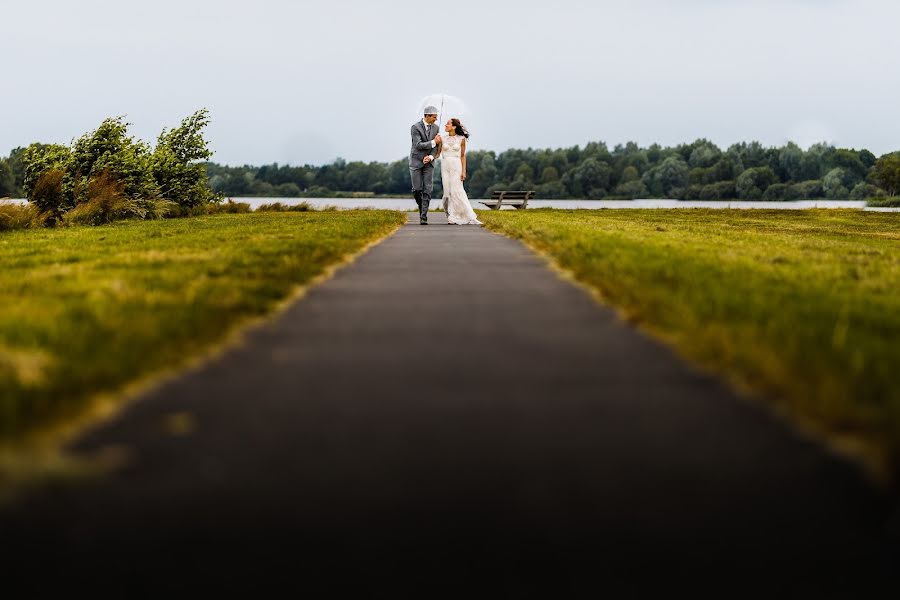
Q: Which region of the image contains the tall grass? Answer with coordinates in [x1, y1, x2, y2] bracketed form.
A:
[0, 203, 47, 231]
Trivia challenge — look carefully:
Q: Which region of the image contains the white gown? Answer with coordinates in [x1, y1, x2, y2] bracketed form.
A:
[440, 134, 482, 225]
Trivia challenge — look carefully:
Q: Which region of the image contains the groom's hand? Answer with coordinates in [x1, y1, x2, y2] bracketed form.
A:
[434, 134, 442, 145]
[423, 156, 433, 164]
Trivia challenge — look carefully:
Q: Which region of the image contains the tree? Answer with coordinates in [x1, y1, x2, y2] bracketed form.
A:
[778, 142, 804, 182]
[70, 115, 159, 203]
[570, 158, 611, 198]
[736, 167, 777, 199]
[870, 153, 900, 196]
[823, 168, 850, 199]
[150, 109, 218, 207]
[642, 156, 689, 197]
[0, 159, 15, 197]
[688, 140, 722, 168]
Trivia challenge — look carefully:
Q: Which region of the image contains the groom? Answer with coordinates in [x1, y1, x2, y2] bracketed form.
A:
[409, 107, 442, 225]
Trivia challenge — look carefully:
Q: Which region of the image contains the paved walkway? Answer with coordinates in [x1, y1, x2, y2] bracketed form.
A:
[1, 212, 896, 594]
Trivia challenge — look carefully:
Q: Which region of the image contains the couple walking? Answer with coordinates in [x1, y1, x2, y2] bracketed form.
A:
[409, 106, 482, 226]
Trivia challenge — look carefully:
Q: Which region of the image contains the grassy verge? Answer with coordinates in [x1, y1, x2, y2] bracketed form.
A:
[867, 197, 900, 208]
[479, 209, 900, 480]
[0, 211, 404, 445]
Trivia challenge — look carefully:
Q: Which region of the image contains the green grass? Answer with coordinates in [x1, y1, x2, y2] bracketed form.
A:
[479, 209, 900, 478]
[0, 211, 404, 442]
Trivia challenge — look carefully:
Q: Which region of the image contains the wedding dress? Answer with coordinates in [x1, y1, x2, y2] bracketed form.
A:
[440, 134, 482, 225]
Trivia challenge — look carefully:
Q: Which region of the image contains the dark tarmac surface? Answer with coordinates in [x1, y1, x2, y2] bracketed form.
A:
[1, 212, 897, 596]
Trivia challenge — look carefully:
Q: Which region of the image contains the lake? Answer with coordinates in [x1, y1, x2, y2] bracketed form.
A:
[3, 197, 898, 212]
[233, 197, 899, 212]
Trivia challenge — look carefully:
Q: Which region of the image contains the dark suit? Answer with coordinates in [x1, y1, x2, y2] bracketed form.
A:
[409, 120, 440, 223]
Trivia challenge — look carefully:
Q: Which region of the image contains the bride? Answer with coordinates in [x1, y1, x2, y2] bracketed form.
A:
[439, 118, 482, 225]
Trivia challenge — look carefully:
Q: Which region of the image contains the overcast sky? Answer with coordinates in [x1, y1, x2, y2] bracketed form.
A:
[3, 0, 899, 165]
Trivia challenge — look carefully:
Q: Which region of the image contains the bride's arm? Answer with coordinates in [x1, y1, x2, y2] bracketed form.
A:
[460, 139, 466, 181]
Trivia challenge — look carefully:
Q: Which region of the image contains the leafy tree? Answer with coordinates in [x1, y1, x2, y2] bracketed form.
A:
[22, 143, 71, 203]
[849, 182, 885, 200]
[736, 167, 777, 199]
[789, 180, 824, 199]
[763, 183, 789, 201]
[69, 116, 159, 203]
[823, 168, 850, 199]
[614, 180, 648, 199]
[569, 158, 611, 197]
[699, 181, 736, 200]
[642, 156, 688, 197]
[870, 153, 900, 196]
[688, 140, 722, 169]
[778, 142, 804, 182]
[0, 159, 15, 197]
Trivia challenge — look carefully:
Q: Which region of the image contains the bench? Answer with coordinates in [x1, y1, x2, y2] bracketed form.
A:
[479, 190, 535, 210]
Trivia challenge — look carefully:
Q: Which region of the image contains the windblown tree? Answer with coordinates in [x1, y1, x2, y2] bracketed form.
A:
[21, 110, 219, 222]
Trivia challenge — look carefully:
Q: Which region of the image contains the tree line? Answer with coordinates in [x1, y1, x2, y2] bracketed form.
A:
[202, 140, 900, 200]
[6, 137, 900, 202]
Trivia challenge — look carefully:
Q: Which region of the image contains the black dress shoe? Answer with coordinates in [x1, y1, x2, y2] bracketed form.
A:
[420, 221, 428, 225]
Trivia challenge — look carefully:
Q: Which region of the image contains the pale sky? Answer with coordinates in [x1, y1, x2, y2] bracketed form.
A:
[3, 0, 899, 165]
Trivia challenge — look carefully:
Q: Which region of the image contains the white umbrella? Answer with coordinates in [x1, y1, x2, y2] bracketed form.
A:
[417, 93, 471, 135]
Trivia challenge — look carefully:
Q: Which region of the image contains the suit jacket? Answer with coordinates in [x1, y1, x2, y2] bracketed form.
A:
[409, 121, 440, 168]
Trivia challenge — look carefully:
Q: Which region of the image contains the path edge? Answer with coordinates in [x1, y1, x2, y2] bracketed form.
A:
[478, 216, 895, 489]
[0, 215, 407, 506]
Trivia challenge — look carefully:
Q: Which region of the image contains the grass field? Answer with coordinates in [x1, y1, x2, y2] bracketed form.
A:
[0, 211, 404, 445]
[479, 209, 900, 478]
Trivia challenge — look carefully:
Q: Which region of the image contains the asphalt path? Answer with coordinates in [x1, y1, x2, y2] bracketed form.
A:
[1, 212, 897, 596]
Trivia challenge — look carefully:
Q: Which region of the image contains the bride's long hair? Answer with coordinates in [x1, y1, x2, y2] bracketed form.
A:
[450, 118, 470, 139]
